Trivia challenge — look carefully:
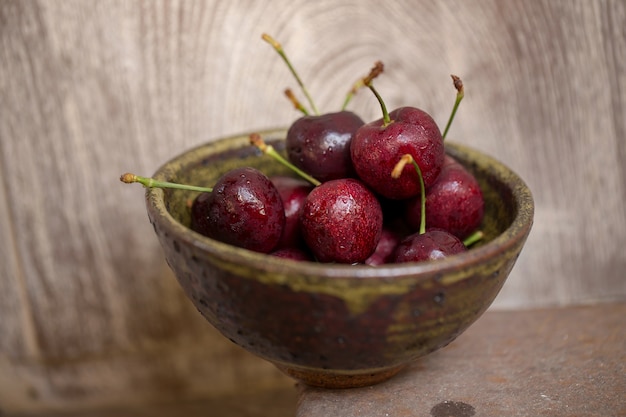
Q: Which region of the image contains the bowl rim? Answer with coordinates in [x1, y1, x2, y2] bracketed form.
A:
[146, 129, 534, 283]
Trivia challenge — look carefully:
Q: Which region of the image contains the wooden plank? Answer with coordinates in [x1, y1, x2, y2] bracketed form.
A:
[0, 161, 38, 359]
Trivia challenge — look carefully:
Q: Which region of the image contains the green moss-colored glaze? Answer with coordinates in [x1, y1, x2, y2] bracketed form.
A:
[145, 129, 534, 389]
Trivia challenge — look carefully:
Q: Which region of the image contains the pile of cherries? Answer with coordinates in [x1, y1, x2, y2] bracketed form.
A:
[122, 34, 484, 266]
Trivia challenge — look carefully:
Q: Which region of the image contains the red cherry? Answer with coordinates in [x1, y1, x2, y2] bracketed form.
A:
[270, 175, 314, 249]
[286, 111, 364, 182]
[191, 167, 285, 253]
[351, 106, 445, 200]
[404, 155, 484, 239]
[391, 228, 466, 263]
[300, 178, 383, 264]
[365, 227, 403, 266]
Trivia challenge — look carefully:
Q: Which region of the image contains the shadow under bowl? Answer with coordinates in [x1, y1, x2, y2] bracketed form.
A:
[145, 129, 534, 389]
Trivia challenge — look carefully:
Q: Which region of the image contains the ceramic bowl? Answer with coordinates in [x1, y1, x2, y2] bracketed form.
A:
[145, 129, 534, 389]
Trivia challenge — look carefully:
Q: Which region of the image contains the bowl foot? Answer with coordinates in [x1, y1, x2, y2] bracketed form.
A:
[274, 363, 407, 389]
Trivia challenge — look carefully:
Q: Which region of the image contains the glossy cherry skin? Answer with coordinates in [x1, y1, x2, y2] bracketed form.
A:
[270, 176, 314, 249]
[300, 178, 383, 264]
[286, 111, 365, 182]
[404, 155, 484, 239]
[190, 167, 285, 253]
[350, 107, 445, 200]
[390, 228, 467, 263]
[364, 227, 403, 266]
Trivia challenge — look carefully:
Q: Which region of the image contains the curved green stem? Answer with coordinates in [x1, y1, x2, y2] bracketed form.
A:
[262, 33, 319, 115]
[120, 173, 213, 193]
[285, 88, 309, 116]
[442, 75, 464, 140]
[342, 79, 364, 111]
[462, 230, 484, 247]
[249, 134, 321, 186]
[362, 61, 391, 125]
[409, 158, 427, 235]
[368, 83, 392, 127]
[392, 154, 425, 235]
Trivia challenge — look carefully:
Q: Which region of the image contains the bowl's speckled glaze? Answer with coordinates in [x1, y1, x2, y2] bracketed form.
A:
[145, 129, 534, 389]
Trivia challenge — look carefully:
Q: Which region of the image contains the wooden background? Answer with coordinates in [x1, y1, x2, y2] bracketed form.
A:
[1, 0, 624, 413]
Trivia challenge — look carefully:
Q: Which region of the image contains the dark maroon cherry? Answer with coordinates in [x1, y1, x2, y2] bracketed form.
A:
[349, 63, 444, 199]
[390, 228, 467, 263]
[389, 153, 467, 263]
[351, 106, 445, 200]
[190, 167, 285, 253]
[365, 227, 402, 266]
[404, 155, 484, 239]
[300, 178, 383, 264]
[262, 34, 365, 183]
[270, 175, 314, 249]
[286, 111, 364, 182]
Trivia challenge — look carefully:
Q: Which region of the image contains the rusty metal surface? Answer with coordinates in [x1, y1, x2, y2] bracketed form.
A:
[296, 303, 626, 417]
[9, 303, 623, 416]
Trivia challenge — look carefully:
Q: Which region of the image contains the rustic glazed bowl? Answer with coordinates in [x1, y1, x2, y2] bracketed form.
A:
[145, 129, 534, 389]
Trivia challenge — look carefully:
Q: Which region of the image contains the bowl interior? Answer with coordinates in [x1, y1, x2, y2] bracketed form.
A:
[153, 129, 527, 269]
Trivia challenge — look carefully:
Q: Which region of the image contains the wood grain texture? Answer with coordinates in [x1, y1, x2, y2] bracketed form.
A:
[0, 0, 625, 413]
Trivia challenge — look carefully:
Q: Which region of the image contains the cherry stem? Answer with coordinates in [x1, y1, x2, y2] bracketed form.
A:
[119, 173, 213, 193]
[284, 88, 309, 116]
[342, 62, 384, 110]
[442, 75, 464, 141]
[249, 133, 321, 186]
[392, 154, 426, 235]
[341, 79, 364, 111]
[462, 230, 484, 247]
[363, 61, 392, 127]
[262, 33, 319, 115]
